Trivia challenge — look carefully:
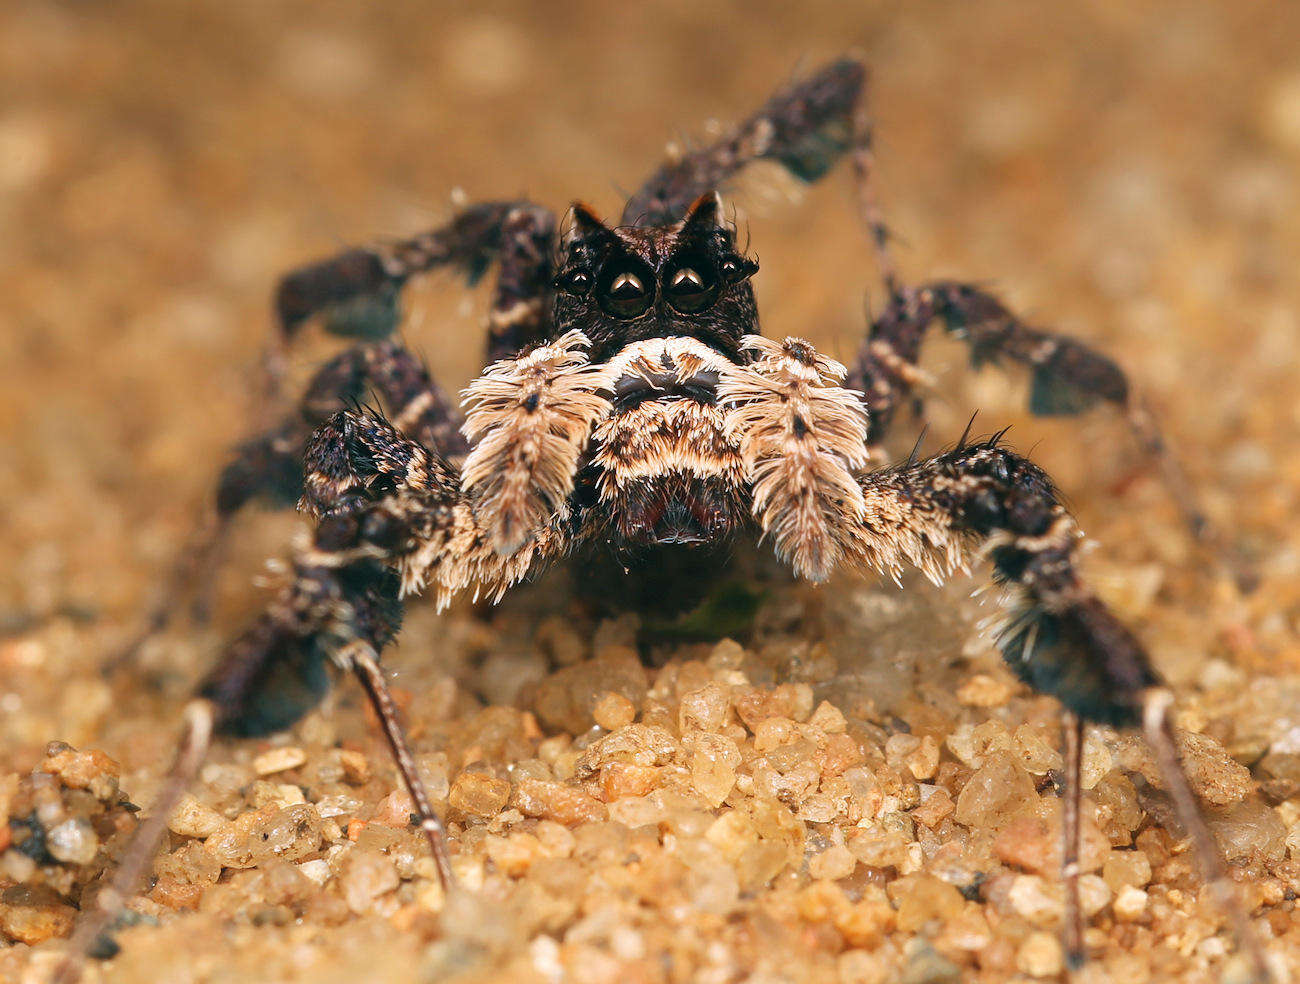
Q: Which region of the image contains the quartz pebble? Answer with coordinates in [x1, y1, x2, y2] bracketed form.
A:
[448, 771, 511, 818]
[1016, 931, 1065, 977]
[253, 746, 308, 776]
[592, 691, 636, 730]
[1113, 884, 1149, 921]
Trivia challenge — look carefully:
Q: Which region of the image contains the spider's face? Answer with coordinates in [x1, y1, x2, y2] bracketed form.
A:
[550, 193, 760, 363]
[547, 194, 760, 552]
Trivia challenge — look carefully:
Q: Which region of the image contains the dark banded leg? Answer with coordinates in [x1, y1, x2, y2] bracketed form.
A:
[1061, 712, 1085, 969]
[621, 57, 867, 227]
[844, 281, 1247, 584]
[67, 413, 471, 980]
[268, 200, 556, 389]
[106, 340, 465, 673]
[847, 438, 1268, 975]
[352, 644, 454, 886]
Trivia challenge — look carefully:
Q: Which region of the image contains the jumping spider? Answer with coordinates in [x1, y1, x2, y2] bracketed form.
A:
[61, 58, 1269, 980]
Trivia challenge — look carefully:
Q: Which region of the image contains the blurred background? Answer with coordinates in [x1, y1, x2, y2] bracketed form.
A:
[2, 0, 1298, 760]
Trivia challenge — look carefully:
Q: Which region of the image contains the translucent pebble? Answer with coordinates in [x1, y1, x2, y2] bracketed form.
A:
[678, 682, 730, 733]
[297, 859, 330, 885]
[340, 849, 399, 914]
[607, 794, 667, 829]
[705, 810, 758, 861]
[1077, 729, 1113, 791]
[953, 752, 1036, 830]
[448, 771, 510, 818]
[752, 717, 800, 753]
[1112, 884, 1148, 921]
[338, 749, 370, 785]
[1078, 874, 1112, 917]
[898, 939, 961, 984]
[946, 720, 1013, 769]
[40, 748, 120, 800]
[168, 794, 225, 839]
[842, 767, 885, 822]
[911, 785, 954, 828]
[593, 691, 636, 731]
[253, 746, 308, 776]
[485, 831, 541, 876]
[1007, 874, 1063, 926]
[705, 637, 746, 670]
[1012, 725, 1063, 776]
[46, 818, 98, 866]
[845, 826, 911, 869]
[600, 762, 660, 801]
[807, 701, 847, 734]
[956, 672, 1016, 708]
[737, 840, 793, 893]
[0, 893, 76, 945]
[690, 753, 736, 808]
[369, 788, 415, 829]
[513, 778, 607, 826]
[259, 804, 325, 862]
[889, 873, 965, 932]
[532, 648, 648, 734]
[809, 843, 857, 880]
[1206, 798, 1288, 864]
[1016, 931, 1064, 977]
[575, 724, 679, 773]
[1102, 849, 1152, 891]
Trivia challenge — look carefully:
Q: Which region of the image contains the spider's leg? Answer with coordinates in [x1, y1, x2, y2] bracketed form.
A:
[837, 439, 1270, 977]
[105, 339, 464, 673]
[64, 407, 569, 982]
[1061, 711, 1085, 969]
[621, 57, 866, 226]
[844, 282, 1249, 585]
[270, 201, 556, 382]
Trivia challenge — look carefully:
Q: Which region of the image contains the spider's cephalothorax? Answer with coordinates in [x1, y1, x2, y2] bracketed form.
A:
[551, 192, 760, 360]
[64, 58, 1271, 984]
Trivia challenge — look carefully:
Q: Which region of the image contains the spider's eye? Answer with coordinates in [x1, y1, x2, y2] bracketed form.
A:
[597, 261, 654, 318]
[554, 269, 592, 294]
[665, 259, 717, 313]
[719, 256, 758, 282]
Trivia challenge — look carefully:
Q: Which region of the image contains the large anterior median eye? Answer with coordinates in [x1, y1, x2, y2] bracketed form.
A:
[664, 257, 717, 313]
[597, 259, 655, 318]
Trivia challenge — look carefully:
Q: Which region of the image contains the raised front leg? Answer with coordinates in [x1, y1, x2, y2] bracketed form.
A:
[622, 57, 867, 227]
[272, 201, 556, 361]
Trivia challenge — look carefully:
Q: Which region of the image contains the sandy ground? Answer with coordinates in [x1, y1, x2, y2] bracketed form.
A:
[2, 1, 1300, 982]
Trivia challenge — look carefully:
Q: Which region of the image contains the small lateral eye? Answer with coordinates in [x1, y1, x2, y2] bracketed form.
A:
[555, 268, 592, 294]
[719, 256, 757, 282]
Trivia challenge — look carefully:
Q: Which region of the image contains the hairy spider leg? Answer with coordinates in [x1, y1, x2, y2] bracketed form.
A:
[838, 436, 1270, 979]
[269, 201, 557, 389]
[1061, 712, 1085, 968]
[622, 58, 867, 227]
[67, 407, 539, 981]
[104, 339, 464, 674]
[837, 87, 1247, 586]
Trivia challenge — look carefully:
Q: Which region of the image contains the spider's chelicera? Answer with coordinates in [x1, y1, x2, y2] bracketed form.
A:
[61, 58, 1270, 983]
